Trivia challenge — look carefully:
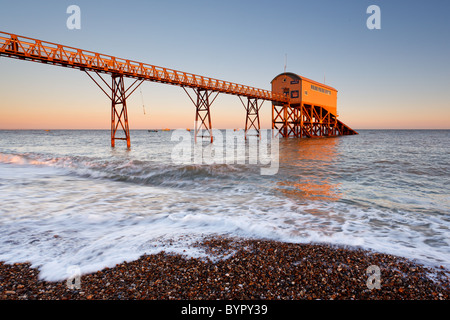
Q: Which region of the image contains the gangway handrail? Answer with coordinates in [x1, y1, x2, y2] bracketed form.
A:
[0, 31, 288, 103]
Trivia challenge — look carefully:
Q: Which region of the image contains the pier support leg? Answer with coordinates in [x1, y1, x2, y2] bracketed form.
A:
[111, 75, 130, 148]
[299, 104, 312, 138]
[184, 87, 218, 143]
[290, 106, 301, 138]
[272, 103, 285, 137]
[85, 71, 143, 148]
[240, 97, 263, 139]
[299, 104, 357, 137]
[272, 103, 298, 137]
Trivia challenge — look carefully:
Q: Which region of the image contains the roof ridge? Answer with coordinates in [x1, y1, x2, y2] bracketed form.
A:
[271, 72, 337, 91]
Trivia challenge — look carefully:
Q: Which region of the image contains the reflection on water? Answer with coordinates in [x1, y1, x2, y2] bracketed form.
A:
[276, 137, 342, 202]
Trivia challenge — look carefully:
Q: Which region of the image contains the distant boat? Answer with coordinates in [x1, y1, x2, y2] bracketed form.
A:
[148, 130, 158, 132]
[186, 128, 191, 132]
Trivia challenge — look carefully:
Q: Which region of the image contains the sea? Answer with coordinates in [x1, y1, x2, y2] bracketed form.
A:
[0, 129, 449, 281]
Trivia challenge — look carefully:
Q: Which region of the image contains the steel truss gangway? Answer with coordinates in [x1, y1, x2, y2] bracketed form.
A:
[0, 31, 356, 148]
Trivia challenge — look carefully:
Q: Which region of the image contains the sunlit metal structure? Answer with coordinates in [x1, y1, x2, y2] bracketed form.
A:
[271, 72, 357, 138]
[0, 31, 356, 147]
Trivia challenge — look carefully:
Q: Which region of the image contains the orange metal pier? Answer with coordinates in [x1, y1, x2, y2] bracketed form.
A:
[0, 31, 356, 147]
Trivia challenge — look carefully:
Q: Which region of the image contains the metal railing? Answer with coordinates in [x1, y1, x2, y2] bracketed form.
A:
[0, 31, 288, 103]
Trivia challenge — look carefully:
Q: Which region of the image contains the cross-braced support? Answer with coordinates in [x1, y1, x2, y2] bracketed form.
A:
[85, 71, 144, 148]
[239, 97, 264, 139]
[300, 104, 341, 137]
[183, 87, 218, 143]
[273, 102, 357, 138]
[272, 103, 299, 137]
[111, 75, 130, 148]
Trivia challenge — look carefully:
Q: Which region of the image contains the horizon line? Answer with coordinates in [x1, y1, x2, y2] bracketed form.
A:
[1, 128, 449, 131]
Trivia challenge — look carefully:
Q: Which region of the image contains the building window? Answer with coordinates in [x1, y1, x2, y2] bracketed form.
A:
[304, 91, 308, 95]
[311, 84, 331, 95]
[291, 90, 299, 98]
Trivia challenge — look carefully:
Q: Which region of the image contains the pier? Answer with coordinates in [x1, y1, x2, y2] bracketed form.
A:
[0, 31, 357, 148]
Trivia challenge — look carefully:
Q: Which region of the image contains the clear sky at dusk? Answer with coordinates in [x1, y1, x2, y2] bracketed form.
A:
[0, 0, 449, 129]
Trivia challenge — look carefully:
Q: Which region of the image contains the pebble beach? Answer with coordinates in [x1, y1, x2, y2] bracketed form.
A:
[1, 237, 449, 300]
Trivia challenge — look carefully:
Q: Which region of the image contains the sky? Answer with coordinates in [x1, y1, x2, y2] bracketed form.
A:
[0, 0, 449, 130]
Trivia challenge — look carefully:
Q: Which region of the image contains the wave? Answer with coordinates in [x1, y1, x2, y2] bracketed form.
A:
[0, 151, 257, 190]
[0, 192, 448, 281]
[1, 148, 449, 282]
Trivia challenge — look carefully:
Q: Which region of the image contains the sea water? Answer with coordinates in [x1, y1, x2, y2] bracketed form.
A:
[0, 129, 449, 281]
